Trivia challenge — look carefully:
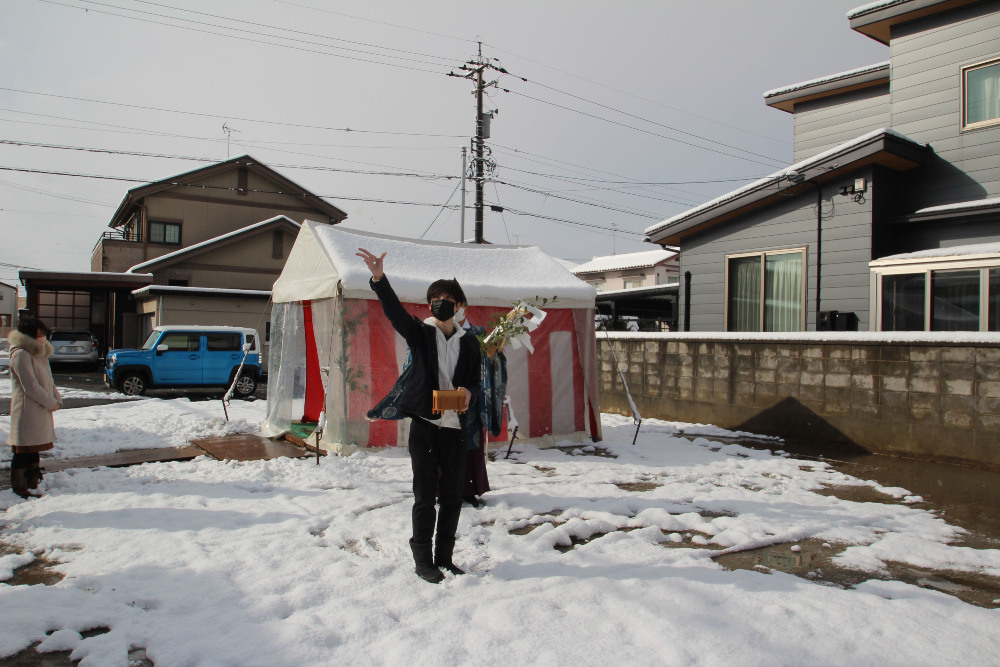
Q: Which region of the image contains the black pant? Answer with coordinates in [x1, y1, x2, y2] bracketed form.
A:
[408, 418, 467, 553]
[11, 452, 39, 470]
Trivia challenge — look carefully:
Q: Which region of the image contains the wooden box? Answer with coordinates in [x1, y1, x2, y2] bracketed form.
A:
[432, 389, 466, 414]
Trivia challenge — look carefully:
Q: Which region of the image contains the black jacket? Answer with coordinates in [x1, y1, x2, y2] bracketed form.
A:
[370, 275, 482, 423]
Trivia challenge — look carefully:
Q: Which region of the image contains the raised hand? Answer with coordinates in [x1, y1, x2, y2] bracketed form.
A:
[356, 247, 386, 281]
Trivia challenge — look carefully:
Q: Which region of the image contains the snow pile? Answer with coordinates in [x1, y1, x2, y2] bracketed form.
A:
[2, 402, 999, 664]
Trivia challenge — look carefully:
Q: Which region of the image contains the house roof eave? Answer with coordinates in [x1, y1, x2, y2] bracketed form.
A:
[645, 130, 928, 247]
[108, 155, 347, 228]
[764, 64, 890, 113]
[848, 0, 985, 44]
[127, 215, 302, 274]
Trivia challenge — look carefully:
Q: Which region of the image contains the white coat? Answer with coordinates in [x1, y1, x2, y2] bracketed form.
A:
[6, 330, 61, 452]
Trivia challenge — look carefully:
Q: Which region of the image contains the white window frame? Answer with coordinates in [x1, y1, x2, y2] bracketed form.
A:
[871, 254, 1000, 332]
[724, 247, 807, 332]
[623, 277, 644, 290]
[961, 57, 1000, 131]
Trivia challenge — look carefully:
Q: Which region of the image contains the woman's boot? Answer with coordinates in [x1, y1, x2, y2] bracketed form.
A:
[11, 468, 40, 499]
[25, 454, 43, 490]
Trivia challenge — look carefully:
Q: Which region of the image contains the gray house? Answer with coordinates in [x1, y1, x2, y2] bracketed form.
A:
[646, 0, 1000, 333]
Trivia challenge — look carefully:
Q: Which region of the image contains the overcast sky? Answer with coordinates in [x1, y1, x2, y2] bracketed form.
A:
[0, 0, 889, 292]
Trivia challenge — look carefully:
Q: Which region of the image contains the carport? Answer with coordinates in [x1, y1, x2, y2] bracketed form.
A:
[18, 270, 153, 355]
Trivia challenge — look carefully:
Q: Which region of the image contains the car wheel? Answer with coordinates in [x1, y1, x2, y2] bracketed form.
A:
[233, 372, 257, 398]
[119, 372, 147, 396]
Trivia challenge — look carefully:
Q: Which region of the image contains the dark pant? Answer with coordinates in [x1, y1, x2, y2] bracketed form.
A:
[11, 452, 39, 470]
[408, 418, 467, 559]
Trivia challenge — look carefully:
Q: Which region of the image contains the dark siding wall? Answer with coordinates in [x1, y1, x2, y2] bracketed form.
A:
[890, 2, 1000, 209]
[793, 85, 891, 162]
[679, 167, 876, 332]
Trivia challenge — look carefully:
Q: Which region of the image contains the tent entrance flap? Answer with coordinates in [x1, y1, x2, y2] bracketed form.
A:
[302, 300, 324, 422]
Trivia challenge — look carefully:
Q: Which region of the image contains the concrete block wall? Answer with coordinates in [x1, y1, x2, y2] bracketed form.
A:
[598, 336, 1000, 469]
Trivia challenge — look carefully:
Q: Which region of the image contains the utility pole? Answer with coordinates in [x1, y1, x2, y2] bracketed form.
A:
[448, 43, 523, 244]
[460, 146, 467, 243]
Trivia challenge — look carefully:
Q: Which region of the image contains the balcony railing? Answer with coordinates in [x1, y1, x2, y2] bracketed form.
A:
[92, 229, 142, 254]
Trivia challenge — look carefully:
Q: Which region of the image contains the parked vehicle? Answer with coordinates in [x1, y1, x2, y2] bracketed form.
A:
[104, 326, 260, 397]
[49, 330, 101, 366]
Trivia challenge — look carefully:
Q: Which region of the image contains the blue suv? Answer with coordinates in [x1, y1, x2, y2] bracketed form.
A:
[105, 326, 261, 397]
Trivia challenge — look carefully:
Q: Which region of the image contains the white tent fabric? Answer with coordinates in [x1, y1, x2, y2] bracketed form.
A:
[272, 222, 597, 308]
[263, 222, 602, 454]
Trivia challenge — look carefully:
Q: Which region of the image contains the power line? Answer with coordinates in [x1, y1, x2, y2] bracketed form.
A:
[0, 139, 459, 180]
[507, 89, 784, 169]
[269, 0, 475, 45]
[481, 41, 788, 147]
[522, 80, 786, 166]
[131, 0, 458, 66]
[495, 179, 663, 219]
[0, 166, 640, 235]
[39, 0, 451, 73]
[0, 87, 466, 138]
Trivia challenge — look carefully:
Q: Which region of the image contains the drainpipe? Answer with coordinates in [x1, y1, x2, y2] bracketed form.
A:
[812, 182, 823, 331]
[683, 271, 691, 332]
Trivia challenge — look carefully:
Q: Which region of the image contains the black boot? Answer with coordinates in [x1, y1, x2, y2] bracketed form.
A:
[26, 454, 43, 490]
[410, 540, 444, 584]
[26, 465, 44, 490]
[10, 468, 40, 499]
[434, 538, 465, 576]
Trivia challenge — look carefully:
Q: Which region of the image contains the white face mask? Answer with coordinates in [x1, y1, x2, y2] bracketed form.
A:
[455, 306, 466, 323]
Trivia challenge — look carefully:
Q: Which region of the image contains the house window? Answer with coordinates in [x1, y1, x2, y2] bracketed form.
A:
[931, 270, 979, 331]
[726, 249, 804, 332]
[149, 221, 181, 245]
[877, 266, 1000, 332]
[591, 281, 606, 293]
[963, 58, 1000, 130]
[881, 273, 925, 331]
[623, 278, 644, 289]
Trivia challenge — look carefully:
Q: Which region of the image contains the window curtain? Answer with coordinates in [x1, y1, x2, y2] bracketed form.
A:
[728, 256, 761, 331]
[764, 253, 802, 332]
[967, 62, 1000, 125]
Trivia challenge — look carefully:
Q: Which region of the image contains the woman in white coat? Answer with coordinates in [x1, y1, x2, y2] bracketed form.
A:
[6, 318, 61, 498]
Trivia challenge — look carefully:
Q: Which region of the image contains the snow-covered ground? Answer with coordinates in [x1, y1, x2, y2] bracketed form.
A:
[1, 382, 999, 665]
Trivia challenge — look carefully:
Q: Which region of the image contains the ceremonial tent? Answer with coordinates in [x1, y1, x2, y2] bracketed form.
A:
[261, 221, 602, 454]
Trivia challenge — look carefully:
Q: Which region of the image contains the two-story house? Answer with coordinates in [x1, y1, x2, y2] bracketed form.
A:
[573, 248, 679, 331]
[20, 155, 347, 358]
[0, 280, 17, 338]
[645, 0, 1000, 333]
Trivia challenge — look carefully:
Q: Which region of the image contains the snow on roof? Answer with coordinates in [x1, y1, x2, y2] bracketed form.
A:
[763, 61, 889, 99]
[273, 222, 596, 308]
[874, 242, 1000, 263]
[847, 0, 910, 19]
[127, 216, 300, 273]
[572, 249, 677, 275]
[645, 128, 911, 238]
[912, 196, 1000, 216]
[131, 286, 271, 297]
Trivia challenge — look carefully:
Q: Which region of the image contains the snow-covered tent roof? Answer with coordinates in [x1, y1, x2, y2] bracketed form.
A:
[273, 221, 596, 309]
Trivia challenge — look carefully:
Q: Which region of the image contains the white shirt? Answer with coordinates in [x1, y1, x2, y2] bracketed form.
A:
[425, 316, 465, 430]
